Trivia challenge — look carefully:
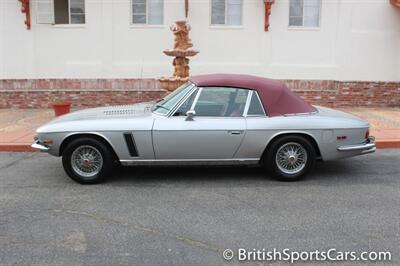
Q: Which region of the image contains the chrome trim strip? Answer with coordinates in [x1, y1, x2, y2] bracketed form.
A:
[283, 111, 318, 117]
[360, 146, 377, 155]
[337, 137, 376, 152]
[31, 140, 50, 152]
[120, 158, 260, 166]
[120, 158, 259, 162]
[190, 87, 203, 111]
[243, 90, 253, 117]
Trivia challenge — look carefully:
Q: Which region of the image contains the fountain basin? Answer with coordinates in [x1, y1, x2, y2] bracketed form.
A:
[163, 49, 199, 57]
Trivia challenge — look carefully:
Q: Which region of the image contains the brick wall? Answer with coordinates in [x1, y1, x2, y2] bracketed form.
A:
[0, 79, 166, 108]
[0, 79, 399, 108]
[286, 80, 400, 108]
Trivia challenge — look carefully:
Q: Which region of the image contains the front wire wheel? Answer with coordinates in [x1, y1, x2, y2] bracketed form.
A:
[62, 138, 114, 184]
[71, 145, 104, 179]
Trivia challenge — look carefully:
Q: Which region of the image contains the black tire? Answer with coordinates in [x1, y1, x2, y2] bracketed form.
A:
[265, 135, 316, 181]
[62, 137, 114, 184]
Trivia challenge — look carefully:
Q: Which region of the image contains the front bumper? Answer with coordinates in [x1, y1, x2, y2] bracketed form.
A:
[337, 136, 376, 154]
[31, 139, 50, 152]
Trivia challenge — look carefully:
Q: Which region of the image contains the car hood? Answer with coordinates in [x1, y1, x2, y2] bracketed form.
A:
[49, 102, 154, 124]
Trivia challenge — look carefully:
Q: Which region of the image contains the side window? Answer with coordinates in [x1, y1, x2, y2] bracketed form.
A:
[289, 0, 321, 28]
[173, 89, 198, 116]
[55, 0, 85, 24]
[247, 92, 266, 116]
[37, 0, 85, 25]
[193, 87, 249, 117]
[211, 0, 242, 26]
[132, 0, 164, 25]
[36, 0, 55, 24]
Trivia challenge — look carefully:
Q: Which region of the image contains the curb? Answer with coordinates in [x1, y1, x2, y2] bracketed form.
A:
[1, 141, 400, 153]
[0, 145, 36, 152]
[375, 140, 400, 149]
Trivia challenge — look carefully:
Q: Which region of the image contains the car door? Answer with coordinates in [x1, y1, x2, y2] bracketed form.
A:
[152, 87, 250, 160]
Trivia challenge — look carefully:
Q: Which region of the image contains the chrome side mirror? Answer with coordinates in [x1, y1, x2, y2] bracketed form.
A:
[185, 110, 196, 121]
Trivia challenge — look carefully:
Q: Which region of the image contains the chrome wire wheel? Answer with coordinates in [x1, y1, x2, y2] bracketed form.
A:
[71, 145, 103, 179]
[275, 142, 308, 175]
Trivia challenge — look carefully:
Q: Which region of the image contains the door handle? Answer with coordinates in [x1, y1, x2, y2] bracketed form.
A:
[229, 131, 242, 135]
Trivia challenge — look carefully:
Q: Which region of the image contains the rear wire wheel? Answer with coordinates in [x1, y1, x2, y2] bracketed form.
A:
[265, 135, 316, 181]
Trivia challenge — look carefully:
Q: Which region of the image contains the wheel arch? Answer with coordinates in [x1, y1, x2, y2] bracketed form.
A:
[260, 132, 322, 162]
[59, 133, 120, 161]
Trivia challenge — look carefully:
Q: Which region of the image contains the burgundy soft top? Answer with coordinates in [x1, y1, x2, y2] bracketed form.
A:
[190, 74, 316, 117]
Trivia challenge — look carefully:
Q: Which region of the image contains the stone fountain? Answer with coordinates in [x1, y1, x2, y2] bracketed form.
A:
[159, 20, 199, 92]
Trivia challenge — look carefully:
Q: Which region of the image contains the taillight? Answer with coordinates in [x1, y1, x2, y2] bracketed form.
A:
[365, 129, 370, 140]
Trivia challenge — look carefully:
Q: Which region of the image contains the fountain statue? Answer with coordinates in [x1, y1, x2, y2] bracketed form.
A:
[159, 20, 199, 92]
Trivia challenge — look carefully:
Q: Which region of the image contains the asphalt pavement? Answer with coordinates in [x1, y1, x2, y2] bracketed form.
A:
[0, 150, 399, 265]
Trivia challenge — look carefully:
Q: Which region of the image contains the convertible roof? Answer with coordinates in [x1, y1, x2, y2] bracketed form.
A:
[190, 74, 317, 117]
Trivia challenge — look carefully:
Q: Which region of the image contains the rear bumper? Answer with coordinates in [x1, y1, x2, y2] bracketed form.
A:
[337, 137, 376, 155]
[31, 139, 50, 152]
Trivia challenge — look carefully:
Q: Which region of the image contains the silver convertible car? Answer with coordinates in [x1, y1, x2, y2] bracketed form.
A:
[32, 74, 375, 184]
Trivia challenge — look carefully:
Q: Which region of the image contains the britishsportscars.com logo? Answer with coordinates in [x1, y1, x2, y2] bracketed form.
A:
[222, 248, 392, 263]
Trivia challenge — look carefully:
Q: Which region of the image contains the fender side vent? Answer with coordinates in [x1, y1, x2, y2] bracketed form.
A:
[123, 133, 138, 157]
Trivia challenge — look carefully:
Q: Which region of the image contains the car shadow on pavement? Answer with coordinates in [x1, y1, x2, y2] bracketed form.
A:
[105, 160, 359, 185]
[109, 165, 266, 184]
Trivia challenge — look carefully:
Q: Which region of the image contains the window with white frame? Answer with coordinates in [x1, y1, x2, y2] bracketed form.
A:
[132, 0, 164, 25]
[289, 0, 321, 28]
[36, 0, 85, 25]
[211, 0, 242, 26]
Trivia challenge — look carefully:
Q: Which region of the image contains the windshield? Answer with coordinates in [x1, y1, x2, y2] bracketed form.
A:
[152, 82, 194, 115]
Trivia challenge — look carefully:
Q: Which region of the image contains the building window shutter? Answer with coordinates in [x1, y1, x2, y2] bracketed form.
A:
[36, 0, 55, 24]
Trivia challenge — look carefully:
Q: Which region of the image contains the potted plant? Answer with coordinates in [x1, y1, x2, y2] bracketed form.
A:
[52, 99, 72, 117]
